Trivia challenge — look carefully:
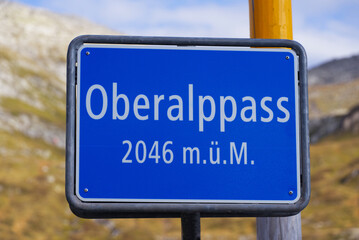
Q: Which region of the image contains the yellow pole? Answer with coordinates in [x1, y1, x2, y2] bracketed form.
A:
[249, 0, 293, 40]
[249, 1, 302, 239]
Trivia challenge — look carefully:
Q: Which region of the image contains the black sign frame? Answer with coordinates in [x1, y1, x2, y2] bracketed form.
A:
[66, 35, 310, 218]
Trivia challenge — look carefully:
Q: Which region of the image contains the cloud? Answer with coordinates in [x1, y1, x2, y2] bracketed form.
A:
[24, 0, 359, 66]
[295, 29, 359, 66]
[132, 4, 249, 37]
[292, 0, 359, 66]
[41, 0, 249, 38]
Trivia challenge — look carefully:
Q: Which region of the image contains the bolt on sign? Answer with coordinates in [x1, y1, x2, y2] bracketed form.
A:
[66, 36, 310, 218]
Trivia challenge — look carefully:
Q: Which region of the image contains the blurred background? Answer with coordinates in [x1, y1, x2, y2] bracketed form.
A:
[0, 0, 358, 239]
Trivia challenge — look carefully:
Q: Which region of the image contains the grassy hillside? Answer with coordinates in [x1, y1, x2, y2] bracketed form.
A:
[302, 133, 359, 239]
[0, 129, 255, 240]
[309, 79, 359, 119]
[1, 128, 359, 239]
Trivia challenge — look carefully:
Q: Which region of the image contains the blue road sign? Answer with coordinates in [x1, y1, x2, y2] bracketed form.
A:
[76, 45, 300, 203]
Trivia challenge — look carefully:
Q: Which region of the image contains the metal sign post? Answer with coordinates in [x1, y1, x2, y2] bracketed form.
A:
[249, 0, 304, 238]
[66, 35, 309, 220]
[181, 213, 201, 240]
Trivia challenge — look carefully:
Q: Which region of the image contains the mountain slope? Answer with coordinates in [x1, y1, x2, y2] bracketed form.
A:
[0, 1, 359, 240]
[308, 54, 359, 142]
[309, 55, 359, 86]
[0, 0, 116, 148]
[309, 78, 359, 120]
[308, 53, 359, 120]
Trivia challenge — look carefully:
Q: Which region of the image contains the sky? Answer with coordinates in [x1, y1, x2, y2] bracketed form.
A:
[15, 0, 359, 67]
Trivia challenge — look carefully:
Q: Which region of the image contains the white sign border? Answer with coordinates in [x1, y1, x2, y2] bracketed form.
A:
[76, 44, 300, 204]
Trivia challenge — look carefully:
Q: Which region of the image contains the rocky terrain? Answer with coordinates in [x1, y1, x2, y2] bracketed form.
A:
[308, 56, 359, 142]
[0, 0, 116, 148]
[309, 55, 359, 86]
[1, 0, 358, 147]
[0, 1, 358, 240]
